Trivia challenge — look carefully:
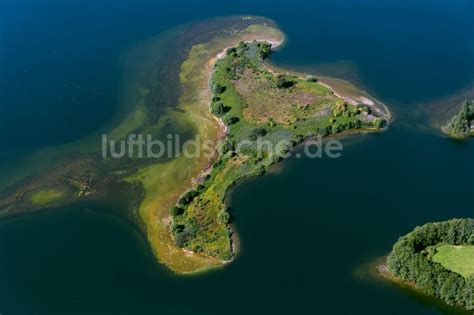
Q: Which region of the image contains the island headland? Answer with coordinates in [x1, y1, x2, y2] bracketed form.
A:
[0, 16, 390, 273]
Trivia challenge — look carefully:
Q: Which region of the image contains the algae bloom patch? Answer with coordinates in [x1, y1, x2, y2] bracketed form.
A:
[29, 187, 69, 206]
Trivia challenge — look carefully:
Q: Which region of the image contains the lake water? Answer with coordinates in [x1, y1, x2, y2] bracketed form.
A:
[0, 0, 473, 314]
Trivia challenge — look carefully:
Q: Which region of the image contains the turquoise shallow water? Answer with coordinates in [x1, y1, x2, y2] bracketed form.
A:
[0, 0, 473, 314]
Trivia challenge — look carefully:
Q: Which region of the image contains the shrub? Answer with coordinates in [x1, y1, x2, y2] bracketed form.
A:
[256, 165, 266, 176]
[172, 223, 185, 234]
[226, 47, 237, 56]
[332, 103, 348, 117]
[211, 101, 230, 116]
[276, 141, 292, 157]
[170, 206, 185, 217]
[316, 126, 331, 136]
[267, 118, 277, 127]
[178, 189, 199, 206]
[306, 76, 318, 82]
[331, 124, 341, 134]
[219, 140, 234, 155]
[259, 43, 272, 59]
[218, 210, 230, 225]
[373, 118, 386, 129]
[247, 127, 267, 140]
[352, 119, 362, 129]
[293, 134, 305, 144]
[196, 184, 206, 192]
[468, 234, 474, 245]
[223, 115, 239, 126]
[175, 230, 192, 248]
[348, 106, 361, 117]
[212, 83, 226, 95]
[356, 104, 371, 114]
[238, 41, 247, 50]
[276, 75, 295, 89]
[339, 122, 350, 131]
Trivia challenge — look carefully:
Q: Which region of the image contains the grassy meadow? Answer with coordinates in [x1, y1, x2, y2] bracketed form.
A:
[434, 245, 474, 279]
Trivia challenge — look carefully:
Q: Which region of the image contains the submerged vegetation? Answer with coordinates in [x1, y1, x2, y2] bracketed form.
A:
[29, 187, 69, 206]
[444, 100, 474, 138]
[386, 219, 474, 310]
[0, 16, 389, 273]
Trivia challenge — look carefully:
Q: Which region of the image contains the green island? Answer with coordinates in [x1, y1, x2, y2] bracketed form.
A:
[382, 219, 474, 310]
[443, 99, 474, 138]
[0, 17, 390, 273]
[163, 40, 389, 263]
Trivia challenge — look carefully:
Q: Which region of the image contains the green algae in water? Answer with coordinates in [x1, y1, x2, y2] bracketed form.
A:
[29, 187, 71, 206]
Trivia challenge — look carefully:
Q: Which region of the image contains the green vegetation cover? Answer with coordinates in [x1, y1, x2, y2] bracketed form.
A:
[387, 219, 474, 310]
[445, 100, 474, 138]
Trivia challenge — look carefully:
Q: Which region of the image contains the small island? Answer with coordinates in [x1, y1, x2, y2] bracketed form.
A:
[443, 100, 474, 138]
[381, 219, 474, 310]
[166, 40, 389, 262]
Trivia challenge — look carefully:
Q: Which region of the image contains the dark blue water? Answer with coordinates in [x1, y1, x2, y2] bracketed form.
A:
[0, 0, 473, 314]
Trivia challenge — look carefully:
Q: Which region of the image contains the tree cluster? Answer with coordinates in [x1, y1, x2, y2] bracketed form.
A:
[212, 83, 227, 95]
[177, 189, 199, 207]
[258, 42, 272, 59]
[447, 100, 474, 138]
[222, 115, 239, 126]
[247, 127, 267, 140]
[387, 219, 474, 310]
[211, 101, 230, 117]
[276, 75, 295, 89]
